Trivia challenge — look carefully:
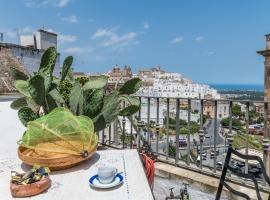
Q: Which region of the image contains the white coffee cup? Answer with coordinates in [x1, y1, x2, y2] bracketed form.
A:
[98, 166, 118, 184]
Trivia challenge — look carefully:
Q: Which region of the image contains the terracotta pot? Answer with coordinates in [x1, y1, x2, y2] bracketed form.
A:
[10, 176, 51, 197]
[18, 144, 98, 171]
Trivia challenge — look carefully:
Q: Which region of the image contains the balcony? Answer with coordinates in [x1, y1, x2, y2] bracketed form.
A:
[1, 95, 270, 199]
[95, 96, 270, 199]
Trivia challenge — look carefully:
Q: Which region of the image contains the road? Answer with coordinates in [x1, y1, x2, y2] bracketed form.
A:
[202, 118, 224, 147]
[149, 118, 225, 152]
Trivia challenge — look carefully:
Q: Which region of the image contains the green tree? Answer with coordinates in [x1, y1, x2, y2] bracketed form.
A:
[180, 127, 189, 135]
[221, 117, 242, 128]
[232, 104, 244, 117]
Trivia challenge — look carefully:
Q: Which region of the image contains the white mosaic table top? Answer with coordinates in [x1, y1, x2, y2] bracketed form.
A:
[0, 101, 154, 200]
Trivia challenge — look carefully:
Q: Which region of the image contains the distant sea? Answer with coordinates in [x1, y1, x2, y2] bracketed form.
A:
[208, 84, 263, 91]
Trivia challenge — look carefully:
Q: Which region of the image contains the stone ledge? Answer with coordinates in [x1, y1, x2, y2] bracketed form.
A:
[155, 162, 269, 200]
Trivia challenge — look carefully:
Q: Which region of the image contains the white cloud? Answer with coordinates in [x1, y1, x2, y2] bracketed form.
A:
[57, 0, 70, 7]
[63, 47, 93, 54]
[143, 23, 150, 29]
[91, 27, 139, 49]
[171, 36, 183, 44]
[91, 27, 117, 39]
[23, 0, 70, 8]
[195, 36, 204, 41]
[45, 28, 77, 43]
[20, 26, 34, 34]
[61, 15, 78, 23]
[58, 34, 77, 43]
[23, 0, 49, 8]
[3, 26, 34, 40]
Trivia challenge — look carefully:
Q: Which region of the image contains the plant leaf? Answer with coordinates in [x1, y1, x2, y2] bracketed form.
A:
[15, 80, 30, 97]
[70, 82, 84, 115]
[10, 67, 29, 81]
[38, 47, 57, 92]
[119, 96, 140, 116]
[49, 88, 65, 104]
[26, 98, 40, 113]
[93, 115, 106, 132]
[10, 97, 27, 110]
[28, 75, 46, 107]
[94, 91, 120, 126]
[61, 56, 73, 82]
[119, 78, 141, 95]
[119, 105, 140, 116]
[83, 89, 104, 119]
[38, 47, 57, 74]
[82, 75, 108, 91]
[46, 94, 59, 111]
[18, 107, 38, 126]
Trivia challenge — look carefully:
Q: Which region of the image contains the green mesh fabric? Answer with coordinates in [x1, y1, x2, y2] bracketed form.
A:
[19, 108, 98, 156]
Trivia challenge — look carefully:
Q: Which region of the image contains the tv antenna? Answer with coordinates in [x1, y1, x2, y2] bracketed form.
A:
[14, 28, 20, 44]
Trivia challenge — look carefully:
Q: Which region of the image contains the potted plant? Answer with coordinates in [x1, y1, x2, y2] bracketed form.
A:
[10, 47, 141, 170]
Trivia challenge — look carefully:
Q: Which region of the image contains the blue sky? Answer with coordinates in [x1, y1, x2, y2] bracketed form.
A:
[0, 0, 269, 84]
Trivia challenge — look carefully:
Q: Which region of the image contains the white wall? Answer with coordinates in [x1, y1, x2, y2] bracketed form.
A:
[36, 31, 57, 50]
[10, 46, 60, 76]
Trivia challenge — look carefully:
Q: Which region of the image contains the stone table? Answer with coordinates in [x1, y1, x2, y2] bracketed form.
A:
[0, 100, 154, 200]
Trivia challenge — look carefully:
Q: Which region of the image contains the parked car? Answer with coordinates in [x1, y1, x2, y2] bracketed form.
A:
[210, 152, 215, 159]
[179, 138, 187, 147]
[216, 162, 223, 169]
[236, 162, 245, 168]
[202, 153, 207, 160]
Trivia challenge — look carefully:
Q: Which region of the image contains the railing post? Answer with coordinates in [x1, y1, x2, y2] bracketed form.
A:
[245, 101, 249, 174]
[213, 100, 218, 173]
[130, 115, 133, 149]
[156, 124, 160, 154]
[137, 120, 143, 150]
[228, 125, 234, 148]
[166, 98, 170, 160]
[199, 129, 204, 169]
[138, 97, 142, 149]
[263, 102, 269, 179]
[175, 98, 180, 164]
[156, 98, 160, 154]
[102, 129, 105, 144]
[187, 99, 191, 166]
[147, 97, 151, 146]
[108, 124, 112, 145]
[122, 118, 126, 149]
[199, 99, 204, 169]
[228, 101, 233, 152]
[113, 120, 119, 145]
[227, 101, 233, 177]
[200, 99, 204, 128]
[263, 139, 269, 184]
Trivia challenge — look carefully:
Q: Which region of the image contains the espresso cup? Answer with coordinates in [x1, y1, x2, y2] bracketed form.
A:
[97, 166, 118, 184]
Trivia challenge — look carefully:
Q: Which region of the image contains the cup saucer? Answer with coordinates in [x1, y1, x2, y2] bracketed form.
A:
[89, 173, 124, 189]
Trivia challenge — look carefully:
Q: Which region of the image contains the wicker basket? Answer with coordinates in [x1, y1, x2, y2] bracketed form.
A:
[18, 142, 98, 171]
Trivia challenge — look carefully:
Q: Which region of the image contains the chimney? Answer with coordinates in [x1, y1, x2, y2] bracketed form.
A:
[0, 33, 3, 42]
[266, 34, 270, 50]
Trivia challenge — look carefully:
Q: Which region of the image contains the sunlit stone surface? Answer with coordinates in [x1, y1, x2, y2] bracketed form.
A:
[154, 175, 228, 200]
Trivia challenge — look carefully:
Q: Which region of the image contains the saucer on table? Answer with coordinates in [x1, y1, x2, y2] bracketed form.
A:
[89, 174, 124, 189]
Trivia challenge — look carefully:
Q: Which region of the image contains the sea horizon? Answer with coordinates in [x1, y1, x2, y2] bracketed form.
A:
[208, 83, 263, 91]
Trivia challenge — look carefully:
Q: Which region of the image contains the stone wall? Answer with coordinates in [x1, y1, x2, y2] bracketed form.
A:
[0, 46, 29, 93]
[0, 44, 60, 93]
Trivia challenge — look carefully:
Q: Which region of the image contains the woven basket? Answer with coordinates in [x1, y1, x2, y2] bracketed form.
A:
[18, 141, 98, 171]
